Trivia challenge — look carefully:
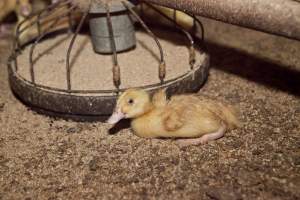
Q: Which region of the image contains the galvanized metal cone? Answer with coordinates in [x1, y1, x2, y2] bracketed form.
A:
[89, 1, 136, 54]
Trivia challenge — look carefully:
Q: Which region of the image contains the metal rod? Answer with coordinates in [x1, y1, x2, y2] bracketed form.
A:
[192, 15, 196, 34]
[143, 0, 300, 41]
[67, 2, 74, 31]
[29, 6, 75, 84]
[181, 13, 205, 53]
[14, 53, 19, 71]
[14, 34, 21, 53]
[15, 1, 71, 52]
[66, 6, 89, 91]
[173, 8, 176, 29]
[122, 1, 166, 83]
[37, 12, 42, 36]
[142, 2, 196, 69]
[105, 5, 121, 90]
[187, 14, 204, 44]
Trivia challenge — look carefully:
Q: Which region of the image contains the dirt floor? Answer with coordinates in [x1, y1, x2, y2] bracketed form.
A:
[0, 17, 300, 200]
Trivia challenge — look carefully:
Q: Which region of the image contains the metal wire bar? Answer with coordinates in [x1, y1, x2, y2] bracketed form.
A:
[122, 1, 166, 83]
[172, 8, 176, 29]
[36, 12, 42, 36]
[188, 14, 204, 46]
[66, 6, 89, 91]
[67, 2, 74, 31]
[105, 5, 121, 90]
[14, 52, 19, 71]
[29, 6, 76, 84]
[192, 15, 196, 34]
[142, 2, 196, 69]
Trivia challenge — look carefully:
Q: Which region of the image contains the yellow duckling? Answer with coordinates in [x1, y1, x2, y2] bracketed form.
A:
[0, 0, 32, 23]
[107, 89, 241, 146]
[0, 0, 32, 36]
[17, 1, 83, 45]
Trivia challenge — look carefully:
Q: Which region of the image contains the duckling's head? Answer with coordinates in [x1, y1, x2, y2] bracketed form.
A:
[107, 89, 152, 124]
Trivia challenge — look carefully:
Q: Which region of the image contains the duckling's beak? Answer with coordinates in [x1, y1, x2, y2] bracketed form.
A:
[106, 109, 125, 124]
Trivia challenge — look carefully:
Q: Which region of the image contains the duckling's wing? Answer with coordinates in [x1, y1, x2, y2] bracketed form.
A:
[152, 89, 168, 107]
[163, 109, 184, 131]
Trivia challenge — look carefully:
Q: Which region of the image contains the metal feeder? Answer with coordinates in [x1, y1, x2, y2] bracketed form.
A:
[8, 0, 209, 120]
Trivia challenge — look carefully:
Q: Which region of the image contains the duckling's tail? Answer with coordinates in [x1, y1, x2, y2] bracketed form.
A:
[220, 105, 241, 130]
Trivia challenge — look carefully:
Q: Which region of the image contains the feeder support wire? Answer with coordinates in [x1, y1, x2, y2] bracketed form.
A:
[66, 5, 89, 91]
[29, 6, 76, 84]
[122, 1, 166, 83]
[105, 5, 121, 90]
[141, 1, 196, 69]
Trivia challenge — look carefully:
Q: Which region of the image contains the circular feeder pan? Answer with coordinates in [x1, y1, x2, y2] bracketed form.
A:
[8, 28, 209, 120]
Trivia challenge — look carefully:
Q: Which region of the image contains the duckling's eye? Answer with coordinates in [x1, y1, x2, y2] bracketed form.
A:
[128, 99, 134, 105]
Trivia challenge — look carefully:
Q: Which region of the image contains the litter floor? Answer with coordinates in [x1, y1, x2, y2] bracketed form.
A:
[0, 18, 299, 200]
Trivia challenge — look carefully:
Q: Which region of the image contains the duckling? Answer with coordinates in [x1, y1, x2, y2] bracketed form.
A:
[107, 88, 241, 146]
[0, 0, 32, 36]
[17, 1, 83, 44]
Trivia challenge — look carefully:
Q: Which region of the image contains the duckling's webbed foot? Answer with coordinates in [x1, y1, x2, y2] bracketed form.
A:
[177, 124, 226, 147]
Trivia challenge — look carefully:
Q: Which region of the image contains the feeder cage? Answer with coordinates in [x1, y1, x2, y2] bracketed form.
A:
[8, 0, 209, 120]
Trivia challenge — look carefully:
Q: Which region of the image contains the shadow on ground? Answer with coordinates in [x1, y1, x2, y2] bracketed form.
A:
[205, 42, 300, 97]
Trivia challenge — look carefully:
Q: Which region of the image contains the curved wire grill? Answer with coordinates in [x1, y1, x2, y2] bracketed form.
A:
[11, 0, 205, 95]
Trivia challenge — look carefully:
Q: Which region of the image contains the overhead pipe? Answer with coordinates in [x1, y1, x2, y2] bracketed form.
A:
[143, 0, 300, 41]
